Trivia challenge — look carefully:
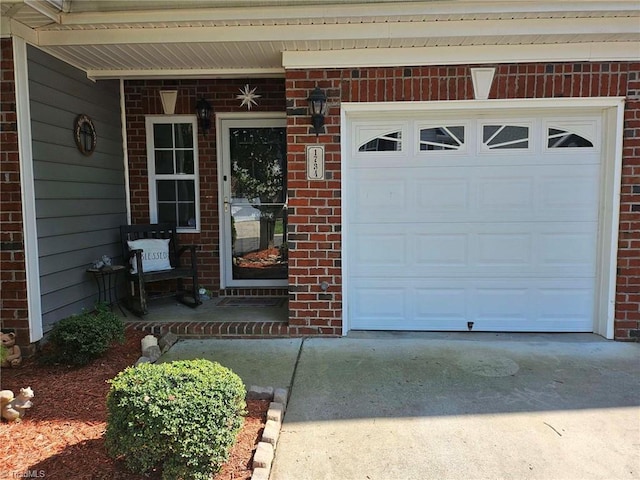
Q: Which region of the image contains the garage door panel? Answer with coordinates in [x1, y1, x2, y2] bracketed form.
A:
[540, 172, 600, 219]
[352, 167, 598, 224]
[351, 278, 594, 331]
[351, 287, 407, 328]
[347, 112, 601, 333]
[415, 233, 468, 267]
[475, 233, 531, 267]
[356, 179, 406, 210]
[538, 232, 597, 270]
[351, 223, 596, 278]
[354, 232, 406, 267]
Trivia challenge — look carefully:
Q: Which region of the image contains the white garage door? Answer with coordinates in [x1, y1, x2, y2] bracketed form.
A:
[346, 110, 602, 332]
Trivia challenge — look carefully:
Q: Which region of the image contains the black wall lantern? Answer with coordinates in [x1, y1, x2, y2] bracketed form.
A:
[308, 87, 327, 136]
[195, 98, 212, 134]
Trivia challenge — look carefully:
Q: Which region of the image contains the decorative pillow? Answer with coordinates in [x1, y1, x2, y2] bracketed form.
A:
[127, 238, 172, 274]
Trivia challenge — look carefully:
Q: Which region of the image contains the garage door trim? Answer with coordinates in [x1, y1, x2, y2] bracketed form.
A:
[341, 97, 625, 338]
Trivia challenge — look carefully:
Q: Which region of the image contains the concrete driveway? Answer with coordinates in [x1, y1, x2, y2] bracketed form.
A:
[270, 333, 639, 480]
[159, 333, 639, 479]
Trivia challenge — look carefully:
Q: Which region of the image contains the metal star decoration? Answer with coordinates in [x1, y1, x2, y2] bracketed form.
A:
[236, 84, 261, 110]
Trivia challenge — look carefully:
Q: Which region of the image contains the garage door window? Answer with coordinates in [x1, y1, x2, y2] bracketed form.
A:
[419, 126, 465, 151]
[547, 128, 594, 148]
[358, 131, 402, 152]
[482, 125, 529, 150]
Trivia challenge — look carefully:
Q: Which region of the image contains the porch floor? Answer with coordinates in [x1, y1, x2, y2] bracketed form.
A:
[121, 295, 290, 338]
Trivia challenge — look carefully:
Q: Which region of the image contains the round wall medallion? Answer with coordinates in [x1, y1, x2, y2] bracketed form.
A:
[73, 114, 97, 156]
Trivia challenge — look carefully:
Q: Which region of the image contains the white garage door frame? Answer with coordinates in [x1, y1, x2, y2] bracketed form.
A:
[341, 97, 625, 339]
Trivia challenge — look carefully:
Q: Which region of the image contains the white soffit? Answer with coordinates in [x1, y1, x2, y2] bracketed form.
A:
[2, 0, 639, 77]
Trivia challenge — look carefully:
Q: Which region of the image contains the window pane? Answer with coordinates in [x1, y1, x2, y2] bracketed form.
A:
[177, 180, 195, 201]
[483, 125, 529, 149]
[178, 203, 196, 228]
[157, 180, 176, 201]
[420, 126, 464, 151]
[547, 128, 593, 148]
[153, 124, 173, 148]
[230, 127, 287, 204]
[155, 150, 174, 174]
[158, 203, 177, 224]
[358, 131, 402, 152]
[174, 123, 194, 148]
[175, 150, 194, 174]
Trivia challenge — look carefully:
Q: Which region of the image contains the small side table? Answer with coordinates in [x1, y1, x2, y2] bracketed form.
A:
[86, 265, 127, 316]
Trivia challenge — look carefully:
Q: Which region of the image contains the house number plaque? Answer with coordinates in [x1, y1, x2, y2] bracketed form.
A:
[306, 145, 325, 180]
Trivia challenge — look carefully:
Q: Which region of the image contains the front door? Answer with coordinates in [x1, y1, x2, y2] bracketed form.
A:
[219, 115, 288, 287]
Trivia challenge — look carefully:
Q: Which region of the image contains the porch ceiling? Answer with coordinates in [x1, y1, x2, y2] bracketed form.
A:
[1, 1, 639, 79]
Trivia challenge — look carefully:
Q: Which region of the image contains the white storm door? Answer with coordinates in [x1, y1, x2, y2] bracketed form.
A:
[218, 115, 288, 288]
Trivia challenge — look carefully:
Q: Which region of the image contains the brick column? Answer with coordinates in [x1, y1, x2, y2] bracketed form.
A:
[286, 70, 343, 335]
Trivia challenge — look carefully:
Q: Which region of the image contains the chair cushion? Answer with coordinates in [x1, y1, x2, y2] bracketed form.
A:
[127, 238, 172, 274]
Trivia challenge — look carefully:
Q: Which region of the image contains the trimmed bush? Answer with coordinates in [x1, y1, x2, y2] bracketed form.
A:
[44, 303, 125, 365]
[105, 359, 246, 480]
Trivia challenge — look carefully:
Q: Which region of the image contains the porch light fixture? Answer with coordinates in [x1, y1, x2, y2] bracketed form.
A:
[195, 98, 212, 134]
[308, 87, 327, 136]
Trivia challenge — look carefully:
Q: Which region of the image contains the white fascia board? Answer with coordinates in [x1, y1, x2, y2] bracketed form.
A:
[87, 67, 285, 80]
[283, 42, 640, 69]
[36, 17, 640, 46]
[7, 19, 39, 45]
[57, 1, 640, 26]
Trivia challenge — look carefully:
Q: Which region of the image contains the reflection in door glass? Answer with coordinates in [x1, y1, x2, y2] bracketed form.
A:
[229, 127, 287, 280]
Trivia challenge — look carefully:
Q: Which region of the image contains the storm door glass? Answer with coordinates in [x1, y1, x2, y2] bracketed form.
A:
[228, 127, 287, 280]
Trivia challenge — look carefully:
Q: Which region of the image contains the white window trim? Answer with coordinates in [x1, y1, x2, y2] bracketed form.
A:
[145, 115, 200, 233]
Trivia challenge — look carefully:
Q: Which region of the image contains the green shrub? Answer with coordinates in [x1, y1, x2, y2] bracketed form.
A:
[105, 359, 246, 480]
[0, 344, 7, 364]
[44, 303, 125, 365]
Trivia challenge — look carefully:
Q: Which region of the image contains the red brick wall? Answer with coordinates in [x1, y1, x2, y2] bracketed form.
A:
[124, 79, 286, 294]
[0, 38, 29, 345]
[286, 62, 640, 340]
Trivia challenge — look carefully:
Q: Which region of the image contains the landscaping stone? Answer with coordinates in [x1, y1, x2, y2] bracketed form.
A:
[134, 356, 151, 366]
[267, 402, 284, 423]
[158, 332, 178, 353]
[253, 442, 274, 469]
[247, 385, 274, 400]
[251, 467, 271, 480]
[273, 387, 288, 407]
[142, 345, 161, 362]
[262, 419, 280, 446]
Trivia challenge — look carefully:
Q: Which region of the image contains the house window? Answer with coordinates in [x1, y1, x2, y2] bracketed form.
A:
[146, 116, 200, 232]
[482, 125, 529, 150]
[419, 126, 465, 151]
[547, 128, 594, 148]
[358, 131, 402, 152]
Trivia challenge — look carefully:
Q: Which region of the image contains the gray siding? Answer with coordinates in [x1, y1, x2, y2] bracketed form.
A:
[28, 45, 127, 332]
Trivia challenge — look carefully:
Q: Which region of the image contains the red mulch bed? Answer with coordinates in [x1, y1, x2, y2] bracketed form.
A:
[0, 329, 268, 479]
